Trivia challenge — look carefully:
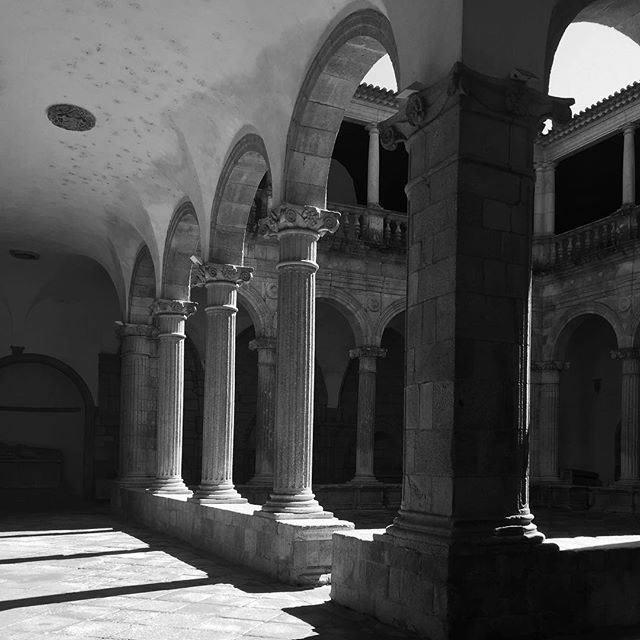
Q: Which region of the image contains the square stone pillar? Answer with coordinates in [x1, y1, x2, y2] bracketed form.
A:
[332, 63, 574, 639]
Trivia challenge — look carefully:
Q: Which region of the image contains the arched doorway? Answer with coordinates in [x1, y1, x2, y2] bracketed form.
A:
[558, 315, 621, 485]
[0, 355, 94, 498]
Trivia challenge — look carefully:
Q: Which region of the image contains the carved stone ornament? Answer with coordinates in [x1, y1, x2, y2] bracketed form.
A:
[349, 346, 387, 360]
[611, 348, 640, 361]
[115, 322, 158, 339]
[150, 299, 198, 318]
[191, 263, 253, 287]
[46, 104, 96, 131]
[259, 204, 340, 239]
[378, 62, 575, 150]
[531, 360, 570, 371]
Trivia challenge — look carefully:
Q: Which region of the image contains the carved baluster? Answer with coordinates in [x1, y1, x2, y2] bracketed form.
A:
[383, 216, 391, 245]
[355, 213, 362, 241]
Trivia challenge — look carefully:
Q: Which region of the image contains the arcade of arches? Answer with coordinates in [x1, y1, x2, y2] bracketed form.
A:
[3, 2, 640, 639]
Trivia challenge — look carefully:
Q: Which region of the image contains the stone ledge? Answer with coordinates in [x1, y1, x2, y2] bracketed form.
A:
[113, 487, 354, 586]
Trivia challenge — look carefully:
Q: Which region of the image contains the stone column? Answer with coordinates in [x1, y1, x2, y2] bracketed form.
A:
[541, 162, 556, 236]
[530, 360, 568, 482]
[378, 63, 573, 549]
[149, 299, 197, 495]
[248, 336, 277, 486]
[611, 348, 640, 483]
[259, 203, 340, 517]
[349, 346, 387, 484]
[533, 162, 545, 237]
[366, 124, 380, 208]
[623, 125, 636, 207]
[116, 322, 157, 487]
[190, 264, 253, 503]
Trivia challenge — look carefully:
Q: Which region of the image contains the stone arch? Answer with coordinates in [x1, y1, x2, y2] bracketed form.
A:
[128, 245, 157, 324]
[237, 285, 272, 339]
[546, 0, 640, 86]
[374, 297, 406, 346]
[315, 284, 371, 346]
[210, 133, 270, 265]
[550, 306, 624, 360]
[284, 8, 399, 207]
[0, 351, 96, 498]
[162, 201, 201, 300]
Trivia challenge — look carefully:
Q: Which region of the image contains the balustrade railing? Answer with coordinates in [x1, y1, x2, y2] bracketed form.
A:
[326, 202, 407, 252]
[534, 206, 640, 270]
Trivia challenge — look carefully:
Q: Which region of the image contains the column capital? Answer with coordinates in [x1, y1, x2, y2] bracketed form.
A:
[191, 263, 253, 288]
[623, 123, 637, 135]
[115, 322, 158, 339]
[379, 62, 574, 151]
[365, 123, 379, 135]
[259, 203, 340, 239]
[151, 298, 197, 318]
[531, 360, 570, 372]
[611, 348, 640, 361]
[249, 337, 276, 351]
[349, 346, 387, 360]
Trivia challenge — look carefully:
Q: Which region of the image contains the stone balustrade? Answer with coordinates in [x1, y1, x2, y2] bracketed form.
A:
[533, 205, 640, 270]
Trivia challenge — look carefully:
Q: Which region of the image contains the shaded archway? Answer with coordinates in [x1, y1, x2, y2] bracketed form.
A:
[557, 314, 621, 485]
[210, 133, 270, 264]
[375, 311, 404, 482]
[284, 9, 398, 207]
[128, 245, 157, 324]
[162, 201, 201, 301]
[0, 353, 95, 499]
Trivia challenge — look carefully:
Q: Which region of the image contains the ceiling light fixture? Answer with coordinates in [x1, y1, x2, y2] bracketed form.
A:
[9, 249, 40, 261]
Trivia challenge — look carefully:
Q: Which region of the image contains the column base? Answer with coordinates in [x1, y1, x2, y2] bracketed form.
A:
[188, 483, 247, 504]
[386, 509, 545, 552]
[147, 477, 192, 496]
[246, 473, 274, 487]
[348, 475, 381, 486]
[260, 490, 334, 519]
[615, 478, 640, 487]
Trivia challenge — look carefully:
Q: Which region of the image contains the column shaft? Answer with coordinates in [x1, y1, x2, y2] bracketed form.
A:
[542, 163, 556, 236]
[349, 347, 386, 484]
[192, 264, 252, 503]
[623, 125, 636, 206]
[613, 349, 640, 482]
[117, 324, 156, 486]
[366, 124, 380, 207]
[149, 300, 196, 495]
[248, 337, 277, 485]
[259, 204, 339, 517]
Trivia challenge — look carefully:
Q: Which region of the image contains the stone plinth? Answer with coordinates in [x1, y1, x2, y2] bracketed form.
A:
[114, 486, 354, 585]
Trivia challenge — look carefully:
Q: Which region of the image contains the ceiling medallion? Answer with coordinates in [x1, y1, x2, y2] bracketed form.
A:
[46, 104, 96, 131]
[9, 249, 40, 261]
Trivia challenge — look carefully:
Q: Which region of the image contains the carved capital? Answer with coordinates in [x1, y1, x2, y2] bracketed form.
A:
[611, 348, 640, 361]
[249, 337, 276, 351]
[259, 203, 340, 239]
[115, 322, 157, 339]
[531, 360, 570, 372]
[191, 263, 253, 288]
[379, 62, 574, 149]
[349, 346, 387, 360]
[150, 298, 198, 318]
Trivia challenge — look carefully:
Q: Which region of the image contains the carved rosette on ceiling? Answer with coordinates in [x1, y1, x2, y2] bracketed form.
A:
[46, 104, 96, 131]
[115, 322, 158, 339]
[379, 62, 575, 151]
[259, 203, 340, 238]
[150, 299, 198, 318]
[191, 263, 253, 287]
[349, 346, 387, 360]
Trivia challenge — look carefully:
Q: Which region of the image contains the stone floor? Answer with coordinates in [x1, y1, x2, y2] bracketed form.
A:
[0, 507, 416, 640]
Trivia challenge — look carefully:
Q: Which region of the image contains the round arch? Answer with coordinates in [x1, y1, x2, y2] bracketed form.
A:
[548, 304, 625, 360]
[0, 351, 96, 498]
[210, 133, 270, 265]
[315, 284, 371, 346]
[128, 245, 157, 324]
[284, 8, 399, 207]
[546, 0, 640, 86]
[237, 285, 272, 339]
[162, 201, 201, 301]
[374, 297, 406, 346]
